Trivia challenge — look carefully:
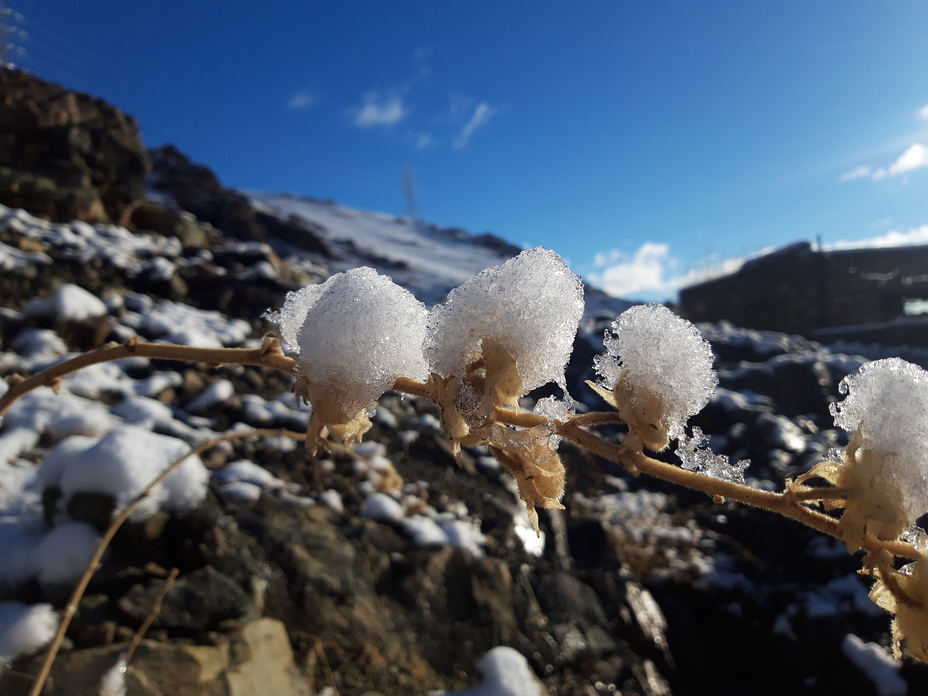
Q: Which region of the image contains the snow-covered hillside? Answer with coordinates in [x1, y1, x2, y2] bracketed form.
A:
[250, 193, 522, 305]
[250, 192, 632, 321]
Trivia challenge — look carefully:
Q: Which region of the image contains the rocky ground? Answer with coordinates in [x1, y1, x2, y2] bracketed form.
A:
[2, 67, 928, 696]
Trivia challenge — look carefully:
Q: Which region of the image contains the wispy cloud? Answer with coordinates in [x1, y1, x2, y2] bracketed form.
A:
[353, 92, 408, 128]
[288, 90, 315, 111]
[453, 102, 496, 149]
[839, 165, 873, 181]
[919, 103, 928, 120]
[415, 134, 435, 150]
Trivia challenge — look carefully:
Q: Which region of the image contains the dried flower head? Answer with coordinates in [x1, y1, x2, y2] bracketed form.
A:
[592, 303, 717, 451]
[812, 358, 928, 549]
[267, 267, 429, 452]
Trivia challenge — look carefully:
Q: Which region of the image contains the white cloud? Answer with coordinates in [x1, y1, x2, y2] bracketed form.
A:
[590, 225, 928, 301]
[586, 242, 675, 298]
[453, 102, 496, 149]
[825, 224, 928, 250]
[919, 103, 928, 120]
[353, 92, 408, 128]
[288, 90, 315, 110]
[872, 143, 928, 179]
[587, 243, 760, 299]
[841, 143, 928, 181]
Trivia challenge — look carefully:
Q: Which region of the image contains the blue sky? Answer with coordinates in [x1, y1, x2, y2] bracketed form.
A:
[7, 1, 928, 300]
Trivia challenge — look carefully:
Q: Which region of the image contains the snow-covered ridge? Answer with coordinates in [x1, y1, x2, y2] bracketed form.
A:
[252, 193, 525, 305]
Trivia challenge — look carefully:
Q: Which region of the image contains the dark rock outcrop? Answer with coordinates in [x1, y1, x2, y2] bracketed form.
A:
[147, 145, 266, 243]
[0, 67, 150, 226]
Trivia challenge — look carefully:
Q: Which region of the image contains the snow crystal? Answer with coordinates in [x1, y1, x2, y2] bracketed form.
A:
[426, 247, 584, 394]
[442, 646, 542, 696]
[269, 267, 430, 415]
[676, 427, 750, 484]
[841, 634, 906, 696]
[23, 283, 108, 323]
[0, 601, 59, 664]
[831, 358, 928, 521]
[46, 426, 208, 521]
[268, 283, 325, 352]
[595, 303, 716, 440]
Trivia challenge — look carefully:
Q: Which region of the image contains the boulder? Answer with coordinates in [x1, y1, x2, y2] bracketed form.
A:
[0, 67, 150, 225]
[148, 145, 265, 242]
[8, 618, 304, 696]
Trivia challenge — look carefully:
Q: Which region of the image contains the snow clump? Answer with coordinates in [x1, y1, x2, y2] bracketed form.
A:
[593, 303, 717, 450]
[825, 358, 928, 543]
[267, 267, 429, 449]
[830, 358, 928, 518]
[0, 601, 59, 665]
[40, 426, 208, 522]
[23, 283, 108, 322]
[442, 645, 543, 696]
[426, 247, 584, 398]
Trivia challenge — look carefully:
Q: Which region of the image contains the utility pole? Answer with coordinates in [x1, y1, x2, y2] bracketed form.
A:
[403, 165, 418, 222]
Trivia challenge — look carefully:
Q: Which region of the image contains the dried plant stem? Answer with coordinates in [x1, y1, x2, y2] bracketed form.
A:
[391, 376, 434, 401]
[0, 337, 296, 418]
[558, 421, 842, 539]
[786, 486, 850, 503]
[27, 427, 305, 696]
[570, 411, 627, 428]
[123, 567, 180, 665]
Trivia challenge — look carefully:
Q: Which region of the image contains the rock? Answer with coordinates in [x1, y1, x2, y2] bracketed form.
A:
[148, 145, 265, 242]
[11, 619, 302, 696]
[226, 618, 306, 696]
[0, 67, 150, 225]
[131, 199, 209, 248]
[118, 566, 254, 633]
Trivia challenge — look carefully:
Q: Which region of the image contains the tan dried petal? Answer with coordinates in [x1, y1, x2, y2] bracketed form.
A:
[296, 376, 373, 455]
[812, 426, 911, 551]
[586, 375, 669, 452]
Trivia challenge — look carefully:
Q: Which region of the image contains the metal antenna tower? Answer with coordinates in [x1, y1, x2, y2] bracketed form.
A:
[403, 165, 419, 222]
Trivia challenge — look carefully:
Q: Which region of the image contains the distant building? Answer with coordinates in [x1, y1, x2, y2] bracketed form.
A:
[679, 242, 928, 344]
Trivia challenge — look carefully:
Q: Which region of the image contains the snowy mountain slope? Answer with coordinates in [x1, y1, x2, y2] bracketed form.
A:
[251, 193, 519, 305]
[250, 192, 633, 321]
